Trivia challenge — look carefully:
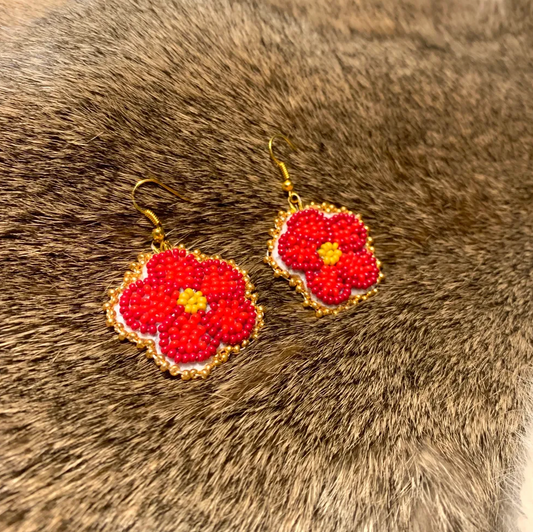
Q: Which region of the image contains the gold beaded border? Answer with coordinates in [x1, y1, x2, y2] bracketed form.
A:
[103, 244, 264, 380]
[264, 202, 384, 317]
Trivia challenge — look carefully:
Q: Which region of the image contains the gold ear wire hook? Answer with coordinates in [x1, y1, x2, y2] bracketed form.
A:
[131, 178, 192, 251]
[268, 134, 302, 212]
[269, 134, 296, 182]
[269, 134, 296, 164]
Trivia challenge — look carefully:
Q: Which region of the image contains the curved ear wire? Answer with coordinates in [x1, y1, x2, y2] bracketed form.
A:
[131, 177, 193, 251]
[131, 178, 192, 228]
[268, 134, 302, 212]
[268, 134, 296, 167]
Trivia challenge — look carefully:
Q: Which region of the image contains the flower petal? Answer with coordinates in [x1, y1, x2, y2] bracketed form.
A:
[277, 209, 328, 271]
[306, 265, 352, 305]
[285, 208, 328, 241]
[327, 212, 367, 252]
[148, 248, 204, 290]
[336, 249, 379, 290]
[204, 298, 257, 346]
[199, 259, 246, 304]
[162, 310, 219, 363]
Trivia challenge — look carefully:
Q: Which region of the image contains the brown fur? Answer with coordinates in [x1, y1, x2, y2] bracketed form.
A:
[1, 0, 533, 530]
[0, 0, 64, 38]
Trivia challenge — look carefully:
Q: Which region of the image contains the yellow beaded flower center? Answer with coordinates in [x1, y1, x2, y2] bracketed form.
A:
[318, 242, 342, 266]
[178, 288, 207, 314]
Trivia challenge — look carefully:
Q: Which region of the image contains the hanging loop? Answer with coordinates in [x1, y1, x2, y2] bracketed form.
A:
[288, 191, 303, 212]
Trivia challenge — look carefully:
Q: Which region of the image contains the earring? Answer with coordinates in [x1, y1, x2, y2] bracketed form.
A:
[103, 178, 264, 380]
[264, 135, 384, 317]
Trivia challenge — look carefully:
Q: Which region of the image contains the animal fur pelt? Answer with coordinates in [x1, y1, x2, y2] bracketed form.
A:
[1, 0, 533, 531]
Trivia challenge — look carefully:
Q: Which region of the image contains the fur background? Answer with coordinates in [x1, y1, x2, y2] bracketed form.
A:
[1, 0, 533, 531]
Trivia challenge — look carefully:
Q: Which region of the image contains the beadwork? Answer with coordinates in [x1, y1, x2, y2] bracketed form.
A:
[317, 242, 342, 266]
[105, 246, 263, 379]
[265, 202, 383, 316]
[178, 288, 207, 314]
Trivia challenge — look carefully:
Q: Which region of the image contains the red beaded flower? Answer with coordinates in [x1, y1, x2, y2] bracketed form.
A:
[276, 208, 379, 306]
[117, 249, 257, 364]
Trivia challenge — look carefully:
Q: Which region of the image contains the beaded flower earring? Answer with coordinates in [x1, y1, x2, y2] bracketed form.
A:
[104, 178, 264, 380]
[264, 135, 384, 317]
